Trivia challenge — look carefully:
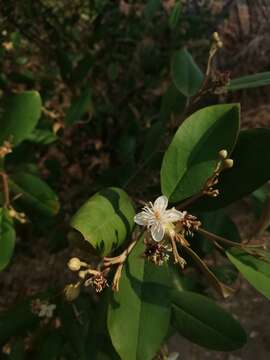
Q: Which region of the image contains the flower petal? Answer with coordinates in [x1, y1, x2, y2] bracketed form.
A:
[151, 222, 165, 242]
[164, 208, 185, 223]
[134, 212, 149, 226]
[154, 195, 168, 213]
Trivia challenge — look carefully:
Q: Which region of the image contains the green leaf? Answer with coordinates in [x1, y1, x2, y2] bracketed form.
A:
[227, 247, 270, 300]
[171, 48, 203, 97]
[170, 265, 204, 293]
[0, 299, 39, 344]
[71, 54, 93, 84]
[211, 264, 238, 286]
[0, 208, 16, 271]
[25, 129, 58, 145]
[65, 87, 92, 126]
[195, 129, 270, 210]
[71, 187, 135, 256]
[59, 302, 88, 360]
[171, 290, 247, 350]
[160, 84, 186, 123]
[161, 104, 240, 202]
[144, 0, 161, 19]
[8, 338, 25, 360]
[108, 239, 171, 360]
[35, 330, 64, 360]
[0, 91, 42, 146]
[86, 293, 120, 360]
[9, 172, 60, 217]
[169, 2, 182, 30]
[141, 121, 164, 161]
[251, 184, 270, 218]
[228, 72, 270, 91]
[250, 184, 270, 234]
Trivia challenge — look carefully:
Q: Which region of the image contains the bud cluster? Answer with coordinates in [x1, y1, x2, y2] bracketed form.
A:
[67, 257, 109, 295]
[84, 270, 109, 293]
[180, 213, 201, 237]
[144, 240, 171, 266]
[203, 149, 234, 198]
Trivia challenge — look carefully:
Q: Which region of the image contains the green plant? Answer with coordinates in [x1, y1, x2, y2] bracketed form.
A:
[1, 2, 270, 359]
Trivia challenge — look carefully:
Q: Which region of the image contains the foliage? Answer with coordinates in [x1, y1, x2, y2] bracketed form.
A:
[1, 1, 270, 359]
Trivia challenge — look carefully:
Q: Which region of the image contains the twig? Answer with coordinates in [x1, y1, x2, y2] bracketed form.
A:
[198, 228, 264, 248]
[0, 171, 10, 207]
[182, 245, 234, 298]
[176, 192, 204, 210]
[103, 237, 138, 267]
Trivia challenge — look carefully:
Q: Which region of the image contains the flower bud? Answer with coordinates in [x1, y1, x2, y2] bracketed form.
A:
[78, 270, 87, 279]
[218, 149, 228, 159]
[64, 283, 80, 301]
[68, 257, 81, 271]
[223, 159, 234, 169]
[213, 32, 223, 48]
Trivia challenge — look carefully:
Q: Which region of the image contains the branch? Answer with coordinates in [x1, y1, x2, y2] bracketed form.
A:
[198, 228, 265, 248]
[0, 171, 10, 207]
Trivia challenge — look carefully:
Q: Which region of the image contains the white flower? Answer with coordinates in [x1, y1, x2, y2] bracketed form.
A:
[38, 303, 56, 319]
[134, 195, 185, 242]
[168, 352, 180, 360]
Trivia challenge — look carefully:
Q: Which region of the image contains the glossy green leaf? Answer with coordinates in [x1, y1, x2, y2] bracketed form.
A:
[160, 83, 186, 123]
[0, 208, 16, 271]
[171, 290, 246, 350]
[108, 239, 171, 360]
[9, 172, 60, 217]
[195, 129, 270, 210]
[71, 187, 135, 256]
[25, 129, 58, 145]
[171, 48, 203, 97]
[0, 91, 42, 146]
[161, 104, 240, 202]
[65, 87, 92, 126]
[170, 265, 204, 293]
[228, 72, 270, 91]
[227, 247, 270, 300]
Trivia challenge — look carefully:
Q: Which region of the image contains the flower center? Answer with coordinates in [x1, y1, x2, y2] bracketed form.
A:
[154, 210, 161, 220]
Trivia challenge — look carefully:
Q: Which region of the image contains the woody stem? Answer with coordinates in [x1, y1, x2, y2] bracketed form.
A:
[198, 228, 264, 248]
[0, 171, 10, 207]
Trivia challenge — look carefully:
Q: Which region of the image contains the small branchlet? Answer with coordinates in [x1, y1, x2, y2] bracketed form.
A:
[66, 234, 140, 293]
[203, 149, 233, 198]
[67, 256, 110, 293]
